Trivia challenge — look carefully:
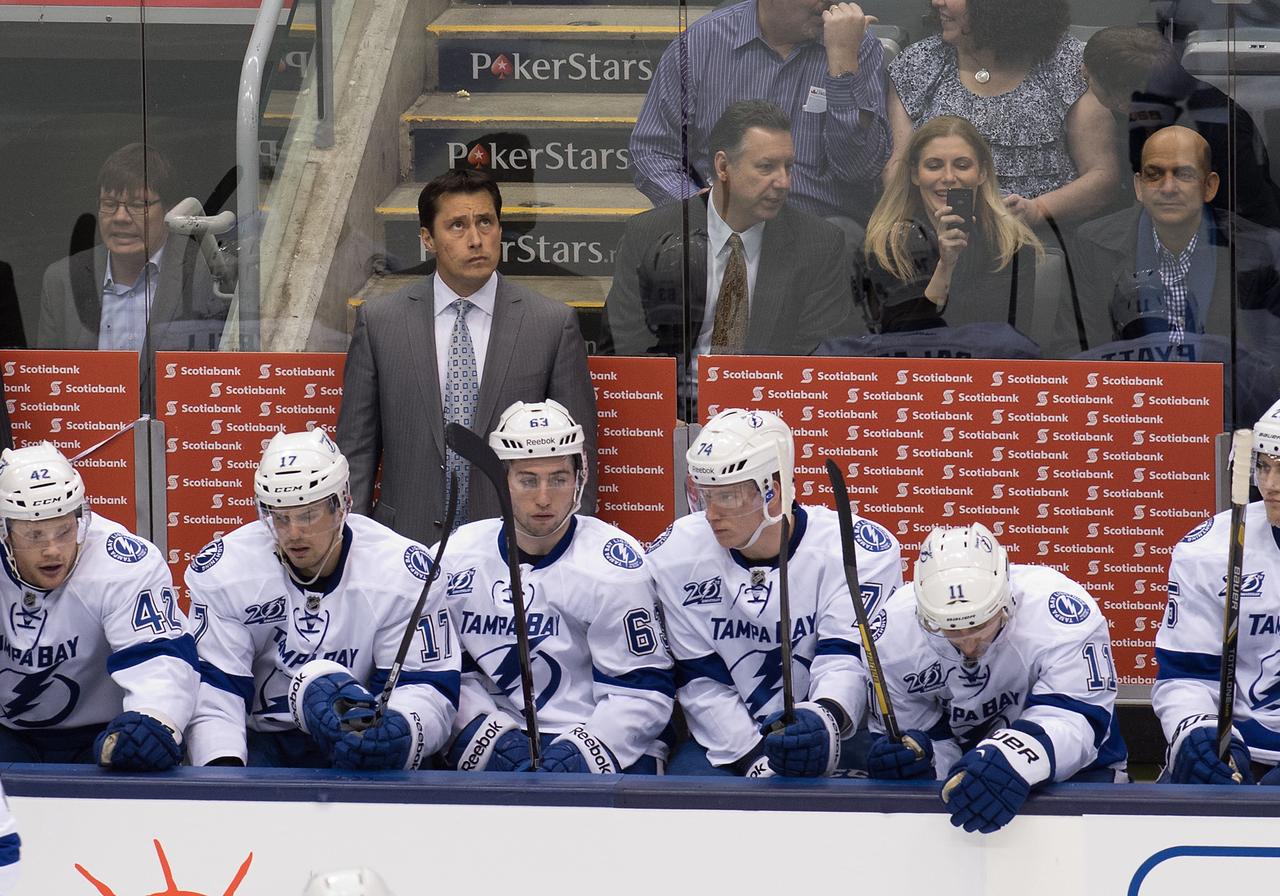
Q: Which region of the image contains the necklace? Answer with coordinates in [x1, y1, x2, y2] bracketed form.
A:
[974, 67, 991, 84]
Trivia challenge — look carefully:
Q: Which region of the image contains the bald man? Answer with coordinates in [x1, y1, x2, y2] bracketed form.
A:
[1074, 126, 1280, 425]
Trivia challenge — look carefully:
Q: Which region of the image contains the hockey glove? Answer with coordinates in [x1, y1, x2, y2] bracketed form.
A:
[760, 701, 842, 777]
[95, 711, 182, 771]
[289, 660, 377, 753]
[331, 709, 414, 771]
[867, 729, 935, 780]
[942, 723, 1052, 833]
[445, 713, 532, 772]
[539, 725, 620, 774]
[1171, 726, 1254, 785]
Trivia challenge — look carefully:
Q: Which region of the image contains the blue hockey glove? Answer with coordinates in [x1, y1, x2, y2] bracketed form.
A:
[331, 709, 414, 771]
[1171, 726, 1253, 785]
[942, 724, 1052, 833]
[867, 729, 935, 780]
[1259, 764, 1280, 786]
[539, 725, 620, 774]
[760, 701, 842, 777]
[445, 713, 532, 772]
[95, 711, 181, 771]
[289, 660, 376, 753]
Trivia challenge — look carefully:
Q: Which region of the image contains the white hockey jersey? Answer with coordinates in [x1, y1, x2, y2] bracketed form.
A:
[0, 514, 198, 736]
[1155, 504, 1280, 763]
[437, 516, 674, 768]
[647, 505, 903, 767]
[184, 513, 459, 766]
[864, 565, 1127, 779]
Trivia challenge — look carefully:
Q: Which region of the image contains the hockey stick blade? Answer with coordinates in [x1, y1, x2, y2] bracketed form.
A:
[446, 422, 542, 767]
[1217, 428, 1253, 762]
[825, 459, 902, 742]
[371, 472, 459, 725]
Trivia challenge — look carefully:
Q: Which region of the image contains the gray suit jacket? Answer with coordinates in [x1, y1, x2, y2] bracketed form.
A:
[337, 274, 598, 547]
[598, 195, 856, 360]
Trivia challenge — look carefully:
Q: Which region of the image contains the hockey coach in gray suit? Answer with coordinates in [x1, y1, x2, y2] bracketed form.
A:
[337, 169, 597, 546]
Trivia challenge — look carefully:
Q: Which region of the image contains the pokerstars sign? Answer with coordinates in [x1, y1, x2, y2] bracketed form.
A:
[156, 352, 346, 604]
[0, 351, 140, 532]
[700, 356, 1223, 687]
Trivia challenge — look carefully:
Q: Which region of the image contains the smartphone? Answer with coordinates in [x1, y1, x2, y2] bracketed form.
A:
[945, 187, 975, 233]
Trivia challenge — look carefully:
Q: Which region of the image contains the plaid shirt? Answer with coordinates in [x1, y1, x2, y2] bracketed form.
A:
[1153, 225, 1199, 343]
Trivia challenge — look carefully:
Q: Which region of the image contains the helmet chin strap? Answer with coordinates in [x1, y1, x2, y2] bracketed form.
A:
[732, 483, 787, 553]
[513, 474, 584, 547]
[277, 512, 347, 588]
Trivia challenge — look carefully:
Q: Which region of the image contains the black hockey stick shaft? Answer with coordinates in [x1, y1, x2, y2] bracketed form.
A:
[825, 459, 902, 742]
[446, 422, 542, 768]
[373, 472, 458, 724]
[777, 514, 796, 725]
[1217, 428, 1253, 762]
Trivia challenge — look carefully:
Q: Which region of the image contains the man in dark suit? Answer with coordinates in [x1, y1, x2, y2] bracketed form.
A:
[337, 170, 597, 547]
[37, 144, 227, 409]
[600, 100, 855, 415]
[1075, 125, 1280, 426]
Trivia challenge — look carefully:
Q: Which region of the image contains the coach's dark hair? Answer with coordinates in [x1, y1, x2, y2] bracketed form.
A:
[1083, 26, 1177, 99]
[708, 101, 792, 160]
[98, 143, 177, 206]
[417, 169, 504, 232]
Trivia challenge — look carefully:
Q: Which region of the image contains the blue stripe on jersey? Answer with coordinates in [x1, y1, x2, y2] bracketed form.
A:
[675, 653, 734, 689]
[371, 668, 461, 708]
[593, 665, 676, 698]
[462, 653, 482, 674]
[1154, 647, 1220, 681]
[199, 661, 254, 710]
[1237, 718, 1280, 753]
[816, 637, 859, 657]
[107, 634, 199, 675]
[1024, 691, 1112, 748]
[0, 832, 17, 867]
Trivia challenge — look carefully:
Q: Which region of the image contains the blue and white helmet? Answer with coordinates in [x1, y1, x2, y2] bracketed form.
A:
[489, 399, 584, 461]
[254, 428, 350, 511]
[0, 443, 86, 522]
[686, 408, 794, 514]
[1253, 397, 1280, 459]
[302, 869, 393, 896]
[914, 523, 1011, 632]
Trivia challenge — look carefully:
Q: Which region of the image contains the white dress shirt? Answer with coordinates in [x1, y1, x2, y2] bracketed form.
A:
[694, 193, 765, 357]
[99, 243, 165, 351]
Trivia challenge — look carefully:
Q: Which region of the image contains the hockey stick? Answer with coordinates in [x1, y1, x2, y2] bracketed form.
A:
[825, 459, 902, 742]
[446, 422, 542, 768]
[1217, 428, 1253, 767]
[371, 472, 458, 725]
[775, 514, 796, 726]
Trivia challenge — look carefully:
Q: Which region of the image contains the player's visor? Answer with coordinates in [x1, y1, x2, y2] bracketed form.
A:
[259, 495, 343, 541]
[685, 477, 768, 518]
[921, 611, 1007, 663]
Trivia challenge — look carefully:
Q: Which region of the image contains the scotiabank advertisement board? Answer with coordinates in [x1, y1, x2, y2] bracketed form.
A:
[699, 357, 1223, 686]
[1, 351, 140, 532]
[156, 352, 346, 597]
[588, 356, 676, 545]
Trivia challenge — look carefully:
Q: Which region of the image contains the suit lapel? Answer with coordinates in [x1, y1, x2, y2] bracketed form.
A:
[70, 247, 107, 343]
[147, 237, 191, 338]
[406, 277, 445, 456]
[746, 212, 793, 349]
[475, 275, 522, 433]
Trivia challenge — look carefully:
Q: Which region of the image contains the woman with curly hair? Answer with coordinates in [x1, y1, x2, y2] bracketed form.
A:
[862, 116, 1042, 333]
[886, 0, 1118, 228]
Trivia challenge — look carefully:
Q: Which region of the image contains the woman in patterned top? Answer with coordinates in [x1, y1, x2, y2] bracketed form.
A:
[885, 0, 1118, 228]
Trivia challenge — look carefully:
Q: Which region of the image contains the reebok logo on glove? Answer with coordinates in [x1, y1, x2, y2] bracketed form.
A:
[565, 725, 617, 773]
[461, 717, 508, 771]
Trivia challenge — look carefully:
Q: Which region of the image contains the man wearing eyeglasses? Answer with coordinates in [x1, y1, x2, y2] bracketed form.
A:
[1073, 126, 1280, 424]
[434, 400, 674, 774]
[35, 143, 227, 373]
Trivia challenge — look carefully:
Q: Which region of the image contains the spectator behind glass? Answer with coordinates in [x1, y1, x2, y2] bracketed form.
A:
[859, 116, 1042, 339]
[1082, 25, 1280, 228]
[887, 0, 1118, 229]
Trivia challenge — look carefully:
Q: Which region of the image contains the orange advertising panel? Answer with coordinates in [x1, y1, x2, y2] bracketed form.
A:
[1, 351, 140, 531]
[155, 352, 345, 594]
[589, 356, 677, 545]
[700, 356, 1224, 686]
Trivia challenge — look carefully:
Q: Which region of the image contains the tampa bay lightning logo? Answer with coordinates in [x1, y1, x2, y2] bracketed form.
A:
[254, 667, 292, 718]
[731, 647, 812, 718]
[191, 539, 224, 573]
[0, 664, 80, 728]
[1219, 572, 1266, 599]
[1048, 591, 1090, 624]
[904, 660, 947, 694]
[106, 532, 148, 563]
[447, 568, 476, 596]
[603, 538, 642, 569]
[955, 662, 991, 691]
[869, 608, 887, 642]
[1182, 518, 1214, 543]
[403, 546, 433, 581]
[292, 606, 330, 641]
[481, 634, 562, 710]
[491, 579, 538, 610]
[732, 580, 772, 616]
[646, 524, 673, 553]
[8, 603, 46, 639]
[854, 520, 893, 552]
[1248, 648, 1280, 711]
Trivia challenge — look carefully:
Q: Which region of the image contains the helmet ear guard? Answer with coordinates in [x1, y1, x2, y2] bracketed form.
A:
[914, 523, 1011, 632]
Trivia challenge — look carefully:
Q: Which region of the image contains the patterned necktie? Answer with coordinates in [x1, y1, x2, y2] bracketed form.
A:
[444, 298, 478, 529]
[711, 233, 748, 353]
